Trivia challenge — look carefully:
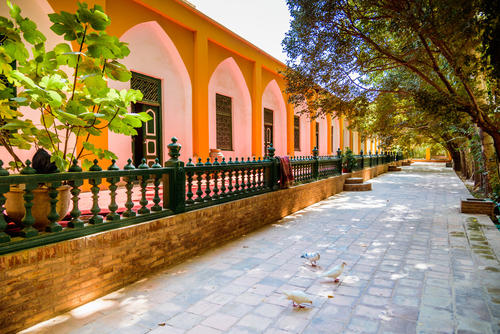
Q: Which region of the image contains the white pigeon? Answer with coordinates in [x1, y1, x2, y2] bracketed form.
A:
[301, 251, 320, 266]
[320, 261, 347, 282]
[283, 290, 313, 308]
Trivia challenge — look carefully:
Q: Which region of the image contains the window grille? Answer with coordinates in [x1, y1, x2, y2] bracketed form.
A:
[294, 116, 300, 151]
[315, 122, 320, 149]
[216, 93, 232, 150]
[264, 108, 273, 125]
[131, 72, 161, 106]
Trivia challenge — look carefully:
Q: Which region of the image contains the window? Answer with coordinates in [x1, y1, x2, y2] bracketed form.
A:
[315, 122, 320, 149]
[216, 93, 232, 150]
[294, 116, 300, 151]
[331, 125, 334, 152]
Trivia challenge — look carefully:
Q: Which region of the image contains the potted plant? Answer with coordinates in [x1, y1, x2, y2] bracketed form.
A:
[342, 147, 357, 173]
[0, 1, 149, 230]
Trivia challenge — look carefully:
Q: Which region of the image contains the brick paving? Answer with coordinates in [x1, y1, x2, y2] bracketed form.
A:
[20, 162, 500, 334]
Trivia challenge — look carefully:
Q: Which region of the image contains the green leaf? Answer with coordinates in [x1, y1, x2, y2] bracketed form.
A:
[82, 74, 107, 96]
[19, 18, 46, 45]
[104, 61, 131, 82]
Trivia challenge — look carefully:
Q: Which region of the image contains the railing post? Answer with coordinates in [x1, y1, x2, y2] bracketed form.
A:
[368, 151, 372, 167]
[164, 137, 186, 213]
[312, 146, 319, 179]
[0, 161, 10, 243]
[337, 148, 342, 175]
[267, 144, 279, 190]
[360, 150, 364, 169]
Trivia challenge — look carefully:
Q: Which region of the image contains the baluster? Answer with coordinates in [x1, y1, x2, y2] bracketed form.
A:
[204, 171, 212, 201]
[18, 161, 37, 237]
[186, 158, 195, 204]
[89, 159, 103, 224]
[122, 159, 136, 217]
[46, 181, 63, 232]
[151, 158, 162, 211]
[234, 168, 241, 194]
[195, 158, 204, 202]
[66, 159, 84, 228]
[138, 159, 150, 214]
[220, 169, 227, 197]
[0, 161, 10, 242]
[212, 158, 220, 199]
[227, 169, 234, 195]
[106, 159, 120, 221]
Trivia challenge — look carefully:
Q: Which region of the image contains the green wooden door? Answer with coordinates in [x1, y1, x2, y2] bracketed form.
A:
[131, 72, 162, 166]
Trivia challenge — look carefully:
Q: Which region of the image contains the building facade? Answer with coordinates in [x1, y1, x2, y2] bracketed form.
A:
[0, 0, 382, 168]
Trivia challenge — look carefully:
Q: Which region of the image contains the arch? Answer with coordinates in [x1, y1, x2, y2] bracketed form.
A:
[208, 57, 252, 159]
[262, 80, 287, 156]
[108, 21, 193, 165]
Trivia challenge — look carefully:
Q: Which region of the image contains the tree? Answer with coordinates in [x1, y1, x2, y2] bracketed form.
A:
[283, 0, 500, 161]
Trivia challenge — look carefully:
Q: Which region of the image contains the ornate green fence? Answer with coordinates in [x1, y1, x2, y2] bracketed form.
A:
[0, 137, 403, 254]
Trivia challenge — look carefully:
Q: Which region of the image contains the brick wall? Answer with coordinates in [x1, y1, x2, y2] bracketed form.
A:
[0, 161, 402, 333]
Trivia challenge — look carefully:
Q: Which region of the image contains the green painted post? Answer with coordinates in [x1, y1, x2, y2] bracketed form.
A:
[0, 161, 10, 243]
[267, 144, 279, 190]
[46, 181, 63, 232]
[163, 137, 186, 213]
[89, 159, 103, 224]
[312, 146, 319, 179]
[68, 159, 84, 228]
[337, 148, 342, 175]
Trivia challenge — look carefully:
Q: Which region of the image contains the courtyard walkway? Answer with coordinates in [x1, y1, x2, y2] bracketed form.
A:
[21, 163, 500, 334]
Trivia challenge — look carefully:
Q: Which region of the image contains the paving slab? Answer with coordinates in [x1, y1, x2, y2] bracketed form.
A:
[20, 162, 500, 333]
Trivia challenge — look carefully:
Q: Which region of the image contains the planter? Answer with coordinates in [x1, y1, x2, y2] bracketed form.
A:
[209, 148, 224, 162]
[460, 198, 495, 218]
[5, 185, 71, 231]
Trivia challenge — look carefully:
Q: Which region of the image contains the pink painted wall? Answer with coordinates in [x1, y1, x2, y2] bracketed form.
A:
[343, 119, 350, 150]
[208, 57, 252, 160]
[262, 80, 287, 157]
[316, 116, 328, 156]
[109, 21, 193, 167]
[332, 117, 341, 153]
[293, 113, 310, 156]
[353, 131, 359, 154]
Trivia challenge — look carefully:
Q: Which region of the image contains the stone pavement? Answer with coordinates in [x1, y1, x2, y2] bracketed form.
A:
[21, 162, 500, 334]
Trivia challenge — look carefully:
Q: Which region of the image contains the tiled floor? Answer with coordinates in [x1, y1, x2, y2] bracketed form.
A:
[21, 163, 500, 333]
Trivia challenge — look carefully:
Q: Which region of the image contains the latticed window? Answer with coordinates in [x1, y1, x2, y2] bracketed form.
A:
[216, 93, 232, 150]
[315, 122, 320, 149]
[294, 116, 300, 151]
[331, 125, 334, 151]
[131, 72, 161, 106]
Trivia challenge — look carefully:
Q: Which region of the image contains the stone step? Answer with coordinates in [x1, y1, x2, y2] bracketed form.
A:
[343, 183, 372, 191]
[345, 177, 364, 184]
[388, 166, 402, 171]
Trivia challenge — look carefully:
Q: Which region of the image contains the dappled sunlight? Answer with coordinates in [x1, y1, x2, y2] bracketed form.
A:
[120, 295, 149, 314]
[390, 272, 409, 280]
[70, 299, 116, 319]
[415, 263, 434, 270]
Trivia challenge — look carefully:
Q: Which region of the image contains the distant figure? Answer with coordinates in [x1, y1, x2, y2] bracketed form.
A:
[32, 148, 58, 173]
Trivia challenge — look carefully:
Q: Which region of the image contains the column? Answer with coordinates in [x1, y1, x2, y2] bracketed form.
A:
[310, 119, 316, 153]
[425, 147, 431, 160]
[339, 116, 344, 151]
[252, 61, 263, 157]
[327, 116, 332, 155]
[286, 101, 294, 156]
[193, 31, 209, 159]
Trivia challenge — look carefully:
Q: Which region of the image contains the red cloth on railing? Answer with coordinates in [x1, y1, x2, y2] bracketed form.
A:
[277, 156, 294, 189]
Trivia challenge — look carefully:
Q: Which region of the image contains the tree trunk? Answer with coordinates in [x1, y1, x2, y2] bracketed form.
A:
[447, 146, 461, 172]
[479, 129, 499, 195]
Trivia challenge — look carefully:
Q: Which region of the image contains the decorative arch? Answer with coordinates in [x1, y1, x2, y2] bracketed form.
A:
[208, 57, 252, 159]
[108, 21, 193, 165]
[262, 80, 287, 156]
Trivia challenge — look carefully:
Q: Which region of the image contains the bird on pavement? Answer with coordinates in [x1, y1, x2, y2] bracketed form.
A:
[320, 261, 347, 282]
[283, 290, 313, 308]
[301, 251, 320, 266]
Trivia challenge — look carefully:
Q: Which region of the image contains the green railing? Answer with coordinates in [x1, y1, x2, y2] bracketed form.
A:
[0, 137, 404, 254]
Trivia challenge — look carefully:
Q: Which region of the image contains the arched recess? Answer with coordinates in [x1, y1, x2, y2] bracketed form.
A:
[109, 21, 193, 165]
[343, 119, 351, 150]
[262, 80, 287, 156]
[332, 117, 341, 153]
[316, 116, 328, 156]
[208, 57, 252, 159]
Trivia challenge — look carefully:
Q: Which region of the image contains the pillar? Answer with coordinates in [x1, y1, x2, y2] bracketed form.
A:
[339, 116, 344, 151]
[357, 133, 362, 154]
[193, 30, 209, 159]
[327, 116, 332, 155]
[310, 119, 316, 153]
[286, 100, 294, 156]
[349, 129, 353, 151]
[425, 147, 431, 160]
[252, 61, 263, 157]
